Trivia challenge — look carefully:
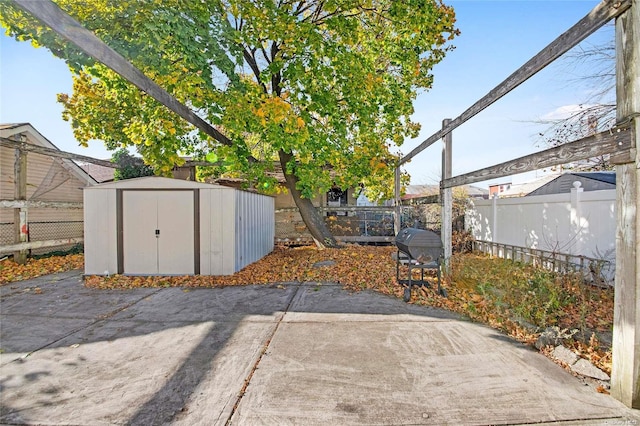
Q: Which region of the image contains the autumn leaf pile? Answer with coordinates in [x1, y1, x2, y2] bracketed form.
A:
[0, 254, 84, 284]
[1, 246, 614, 374]
[83, 245, 402, 294]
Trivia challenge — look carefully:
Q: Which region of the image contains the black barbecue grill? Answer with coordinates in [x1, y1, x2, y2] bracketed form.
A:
[395, 228, 446, 302]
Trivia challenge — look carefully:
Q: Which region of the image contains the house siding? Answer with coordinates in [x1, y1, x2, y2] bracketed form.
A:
[0, 134, 90, 252]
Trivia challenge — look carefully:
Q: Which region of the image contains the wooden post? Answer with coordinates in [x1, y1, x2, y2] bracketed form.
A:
[394, 165, 401, 235]
[441, 119, 452, 270]
[611, 0, 640, 408]
[13, 136, 28, 264]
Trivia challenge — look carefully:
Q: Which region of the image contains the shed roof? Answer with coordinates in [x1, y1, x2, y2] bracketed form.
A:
[84, 176, 234, 190]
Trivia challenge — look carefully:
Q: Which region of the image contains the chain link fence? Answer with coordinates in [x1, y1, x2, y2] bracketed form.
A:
[0, 220, 83, 256]
[274, 206, 429, 245]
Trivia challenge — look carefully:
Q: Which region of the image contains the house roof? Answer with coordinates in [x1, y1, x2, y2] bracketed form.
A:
[499, 174, 560, 198]
[571, 171, 616, 185]
[0, 123, 97, 186]
[80, 163, 115, 183]
[0, 123, 30, 130]
[499, 171, 616, 198]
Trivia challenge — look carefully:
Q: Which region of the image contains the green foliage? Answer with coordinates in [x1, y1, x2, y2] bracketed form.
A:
[31, 243, 83, 259]
[111, 149, 155, 180]
[1, 0, 459, 200]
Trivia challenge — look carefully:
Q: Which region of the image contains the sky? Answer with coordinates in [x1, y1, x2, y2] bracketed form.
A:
[0, 0, 612, 189]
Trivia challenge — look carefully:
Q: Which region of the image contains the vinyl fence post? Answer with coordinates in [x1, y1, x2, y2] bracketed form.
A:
[491, 193, 498, 243]
[611, 0, 640, 408]
[570, 181, 584, 256]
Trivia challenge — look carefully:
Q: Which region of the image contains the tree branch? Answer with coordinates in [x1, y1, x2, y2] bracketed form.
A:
[242, 47, 268, 92]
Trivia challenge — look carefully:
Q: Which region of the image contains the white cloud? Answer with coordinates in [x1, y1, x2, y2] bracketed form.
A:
[540, 104, 597, 121]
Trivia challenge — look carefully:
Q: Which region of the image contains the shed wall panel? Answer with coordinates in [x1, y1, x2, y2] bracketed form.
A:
[220, 189, 236, 274]
[122, 190, 195, 275]
[235, 191, 274, 271]
[156, 191, 194, 274]
[84, 189, 117, 275]
[199, 189, 212, 275]
[200, 187, 236, 275]
[122, 191, 160, 274]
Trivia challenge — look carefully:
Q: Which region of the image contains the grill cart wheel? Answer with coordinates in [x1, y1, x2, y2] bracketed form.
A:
[403, 286, 411, 302]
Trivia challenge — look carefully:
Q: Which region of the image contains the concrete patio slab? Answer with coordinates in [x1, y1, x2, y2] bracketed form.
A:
[1, 273, 638, 425]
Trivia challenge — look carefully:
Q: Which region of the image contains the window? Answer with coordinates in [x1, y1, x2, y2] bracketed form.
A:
[327, 187, 348, 216]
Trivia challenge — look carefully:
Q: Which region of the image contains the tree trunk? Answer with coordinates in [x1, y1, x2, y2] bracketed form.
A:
[278, 150, 340, 249]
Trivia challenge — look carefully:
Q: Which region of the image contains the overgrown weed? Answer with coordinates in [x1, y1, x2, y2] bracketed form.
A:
[425, 253, 614, 373]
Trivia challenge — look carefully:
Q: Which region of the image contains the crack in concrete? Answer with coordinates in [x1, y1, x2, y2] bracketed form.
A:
[224, 283, 302, 425]
[2, 288, 163, 366]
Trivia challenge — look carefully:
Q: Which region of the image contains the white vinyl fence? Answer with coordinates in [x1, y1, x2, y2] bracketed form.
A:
[466, 183, 616, 281]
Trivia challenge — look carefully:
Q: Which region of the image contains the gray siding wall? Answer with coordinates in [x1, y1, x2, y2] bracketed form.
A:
[528, 175, 616, 196]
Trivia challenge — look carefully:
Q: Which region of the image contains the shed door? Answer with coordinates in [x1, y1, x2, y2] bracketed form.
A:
[122, 190, 195, 275]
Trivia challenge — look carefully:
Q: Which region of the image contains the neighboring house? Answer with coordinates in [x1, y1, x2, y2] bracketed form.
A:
[0, 123, 97, 253]
[498, 174, 560, 198]
[493, 172, 615, 198]
[489, 182, 511, 197]
[526, 172, 615, 196]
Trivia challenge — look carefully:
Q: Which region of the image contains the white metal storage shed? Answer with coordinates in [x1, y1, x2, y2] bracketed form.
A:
[84, 177, 274, 276]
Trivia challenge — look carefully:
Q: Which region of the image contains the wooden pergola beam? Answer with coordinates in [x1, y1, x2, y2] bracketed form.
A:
[0, 200, 83, 209]
[0, 137, 116, 168]
[442, 126, 634, 189]
[0, 238, 84, 255]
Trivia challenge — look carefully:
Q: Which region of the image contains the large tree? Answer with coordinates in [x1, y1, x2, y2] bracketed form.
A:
[1, 0, 458, 247]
